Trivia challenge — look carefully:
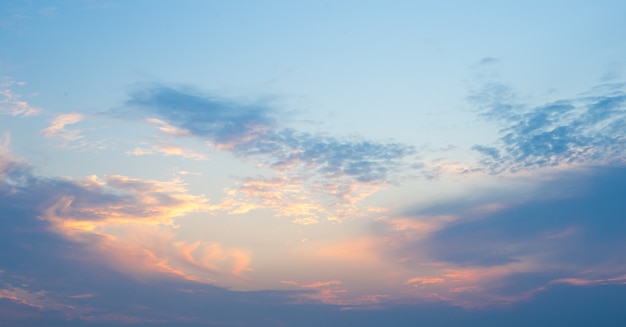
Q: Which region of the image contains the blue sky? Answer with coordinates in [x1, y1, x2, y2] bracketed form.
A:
[1, 1, 626, 326]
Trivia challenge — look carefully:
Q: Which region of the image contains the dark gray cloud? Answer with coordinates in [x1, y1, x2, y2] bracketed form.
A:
[470, 81, 626, 172]
[125, 85, 417, 184]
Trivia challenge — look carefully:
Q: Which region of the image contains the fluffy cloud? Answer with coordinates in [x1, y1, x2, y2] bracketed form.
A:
[0, 149, 256, 286]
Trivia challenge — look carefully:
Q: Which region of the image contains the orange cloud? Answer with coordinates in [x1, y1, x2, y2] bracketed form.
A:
[128, 141, 207, 160]
[146, 118, 190, 136]
[220, 176, 326, 224]
[26, 171, 258, 286]
[442, 265, 519, 283]
[56, 224, 253, 285]
[42, 174, 213, 234]
[220, 175, 386, 224]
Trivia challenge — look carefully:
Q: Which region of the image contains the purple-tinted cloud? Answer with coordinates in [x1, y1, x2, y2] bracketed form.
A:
[382, 165, 626, 305]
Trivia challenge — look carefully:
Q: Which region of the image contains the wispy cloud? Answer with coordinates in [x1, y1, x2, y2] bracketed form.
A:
[470, 80, 626, 172]
[121, 85, 420, 223]
[0, 78, 40, 116]
[39, 112, 113, 150]
[125, 85, 418, 185]
[220, 176, 328, 225]
[40, 113, 84, 141]
[145, 117, 191, 136]
[126, 86, 277, 145]
[219, 175, 384, 224]
[0, 287, 55, 310]
[173, 240, 251, 278]
[281, 280, 343, 289]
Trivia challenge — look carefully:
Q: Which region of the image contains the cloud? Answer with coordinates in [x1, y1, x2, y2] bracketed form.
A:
[405, 277, 445, 285]
[281, 280, 343, 289]
[0, 150, 258, 285]
[125, 85, 418, 185]
[40, 113, 84, 141]
[128, 140, 208, 160]
[121, 85, 420, 223]
[0, 78, 40, 116]
[173, 240, 251, 278]
[126, 86, 277, 145]
[2, 155, 626, 326]
[478, 57, 499, 66]
[551, 275, 626, 287]
[220, 175, 328, 224]
[219, 175, 384, 224]
[426, 166, 626, 267]
[40, 174, 212, 230]
[0, 287, 57, 310]
[39, 113, 111, 150]
[470, 80, 626, 172]
[377, 165, 626, 306]
[145, 117, 191, 136]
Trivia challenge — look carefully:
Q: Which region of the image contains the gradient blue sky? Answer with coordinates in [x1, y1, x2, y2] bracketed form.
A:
[1, 1, 626, 326]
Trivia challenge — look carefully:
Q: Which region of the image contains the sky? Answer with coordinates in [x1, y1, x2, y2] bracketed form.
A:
[1, 1, 626, 326]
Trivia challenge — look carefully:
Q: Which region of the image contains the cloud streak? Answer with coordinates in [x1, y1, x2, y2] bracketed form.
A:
[128, 140, 208, 160]
[40, 113, 84, 141]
